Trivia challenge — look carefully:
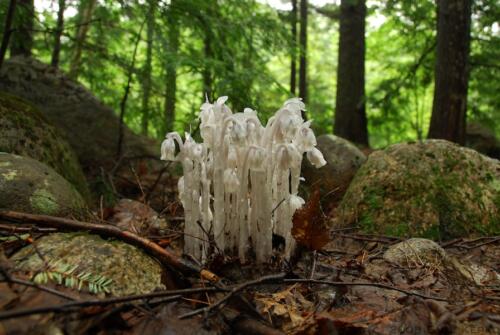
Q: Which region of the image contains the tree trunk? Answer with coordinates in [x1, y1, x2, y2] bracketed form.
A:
[428, 0, 472, 145]
[202, 31, 213, 102]
[9, 0, 33, 57]
[68, 0, 97, 80]
[0, 0, 17, 70]
[164, 1, 179, 133]
[298, 0, 307, 107]
[290, 0, 297, 96]
[141, 1, 156, 136]
[334, 0, 368, 146]
[51, 0, 66, 67]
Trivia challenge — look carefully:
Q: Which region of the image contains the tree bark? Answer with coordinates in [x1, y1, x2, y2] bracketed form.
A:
[0, 0, 17, 70]
[290, 0, 298, 96]
[202, 30, 213, 102]
[141, 1, 156, 136]
[334, 0, 368, 146]
[164, 1, 179, 133]
[428, 0, 472, 145]
[68, 0, 97, 80]
[9, 0, 33, 57]
[298, 0, 307, 106]
[51, 0, 66, 67]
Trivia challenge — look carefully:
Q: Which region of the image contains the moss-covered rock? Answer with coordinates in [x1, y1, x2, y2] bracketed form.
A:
[0, 92, 90, 200]
[335, 140, 500, 240]
[0, 153, 87, 218]
[0, 57, 158, 177]
[302, 135, 366, 201]
[11, 232, 165, 297]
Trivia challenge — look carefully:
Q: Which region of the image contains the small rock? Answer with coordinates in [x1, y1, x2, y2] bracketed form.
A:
[109, 199, 166, 235]
[466, 122, 500, 159]
[383, 238, 447, 268]
[302, 134, 366, 201]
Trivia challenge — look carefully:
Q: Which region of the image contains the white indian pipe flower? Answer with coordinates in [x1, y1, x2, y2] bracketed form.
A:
[160, 137, 176, 161]
[161, 96, 325, 264]
[307, 147, 327, 168]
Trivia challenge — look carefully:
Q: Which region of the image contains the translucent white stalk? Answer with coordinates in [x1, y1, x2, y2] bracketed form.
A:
[160, 96, 324, 264]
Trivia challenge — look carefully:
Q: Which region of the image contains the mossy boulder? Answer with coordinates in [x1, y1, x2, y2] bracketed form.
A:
[0, 153, 87, 218]
[0, 57, 158, 177]
[11, 232, 165, 296]
[335, 140, 500, 240]
[0, 92, 90, 200]
[302, 135, 366, 201]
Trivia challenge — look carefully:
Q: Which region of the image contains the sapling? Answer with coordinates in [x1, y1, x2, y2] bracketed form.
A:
[161, 97, 326, 263]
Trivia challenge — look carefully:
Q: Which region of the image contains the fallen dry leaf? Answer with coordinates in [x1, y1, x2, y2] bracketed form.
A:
[291, 189, 330, 251]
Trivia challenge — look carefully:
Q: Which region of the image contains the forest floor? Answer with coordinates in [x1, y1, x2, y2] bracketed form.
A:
[0, 165, 499, 335]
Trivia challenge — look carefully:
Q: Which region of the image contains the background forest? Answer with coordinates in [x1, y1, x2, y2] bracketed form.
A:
[0, 0, 498, 148]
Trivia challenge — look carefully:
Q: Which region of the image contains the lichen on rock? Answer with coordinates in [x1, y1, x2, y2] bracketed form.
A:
[0, 152, 87, 218]
[11, 232, 165, 297]
[335, 140, 500, 240]
[0, 92, 90, 200]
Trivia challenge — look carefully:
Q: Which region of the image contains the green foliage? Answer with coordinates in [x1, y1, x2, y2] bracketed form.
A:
[33, 260, 113, 294]
[2, 0, 498, 147]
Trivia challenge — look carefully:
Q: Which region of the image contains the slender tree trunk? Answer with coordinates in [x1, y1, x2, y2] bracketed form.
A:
[141, 1, 156, 136]
[428, 0, 472, 145]
[290, 0, 297, 96]
[0, 0, 17, 70]
[51, 0, 66, 67]
[164, 1, 179, 133]
[202, 31, 213, 102]
[298, 0, 307, 107]
[334, 0, 368, 146]
[68, 0, 97, 80]
[9, 0, 33, 57]
[116, 21, 146, 159]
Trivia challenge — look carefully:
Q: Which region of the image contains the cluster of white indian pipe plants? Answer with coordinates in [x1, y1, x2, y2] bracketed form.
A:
[161, 97, 326, 263]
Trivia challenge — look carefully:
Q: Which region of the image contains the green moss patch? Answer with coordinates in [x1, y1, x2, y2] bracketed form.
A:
[336, 140, 500, 240]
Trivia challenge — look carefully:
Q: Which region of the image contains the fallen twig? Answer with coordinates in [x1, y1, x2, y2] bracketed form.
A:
[0, 224, 58, 234]
[283, 278, 449, 302]
[180, 272, 452, 319]
[334, 233, 402, 244]
[179, 273, 287, 319]
[0, 211, 219, 283]
[0, 266, 77, 301]
[0, 286, 224, 320]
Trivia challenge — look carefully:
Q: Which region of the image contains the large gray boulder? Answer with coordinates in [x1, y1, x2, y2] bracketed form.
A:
[0, 153, 87, 218]
[302, 134, 366, 201]
[0, 57, 158, 178]
[335, 140, 500, 240]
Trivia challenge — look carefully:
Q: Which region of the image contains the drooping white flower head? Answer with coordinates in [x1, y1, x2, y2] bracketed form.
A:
[283, 97, 306, 116]
[160, 137, 176, 161]
[307, 147, 327, 168]
[227, 146, 238, 168]
[248, 146, 266, 171]
[294, 121, 317, 152]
